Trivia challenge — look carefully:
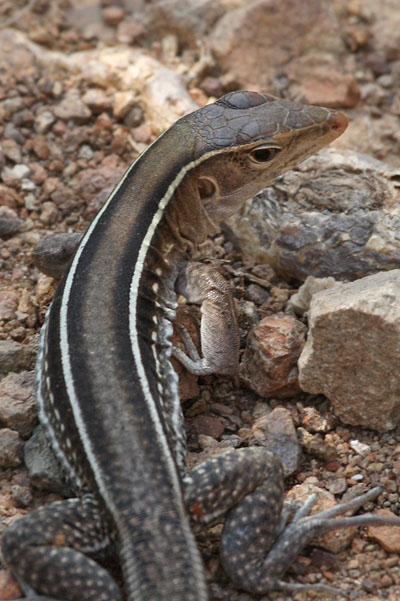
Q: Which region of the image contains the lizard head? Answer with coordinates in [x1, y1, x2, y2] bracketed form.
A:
[189, 90, 348, 224]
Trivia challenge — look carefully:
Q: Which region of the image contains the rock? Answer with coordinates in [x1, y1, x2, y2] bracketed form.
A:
[0, 429, 23, 468]
[0, 372, 37, 439]
[0, 340, 35, 374]
[0, 290, 18, 321]
[249, 406, 302, 476]
[70, 47, 198, 132]
[35, 273, 57, 306]
[228, 149, 400, 282]
[1, 164, 30, 185]
[0, 30, 197, 135]
[0, 215, 23, 239]
[240, 313, 306, 398]
[326, 477, 347, 495]
[0, 185, 24, 210]
[209, 0, 346, 92]
[116, 19, 145, 45]
[368, 509, 400, 553]
[39, 201, 59, 226]
[350, 440, 371, 457]
[102, 6, 125, 27]
[54, 90, 92, 123]
[32, 232, 83, 279]
[11, 484, 33, 509]
[299, 406, 335, 433]
[34, 109, 55, 134]
[286, 483, 356, 553]
[145, 0, 224, 47]
[123, 105, 143, 127]
[73, 156, 125, 206]
[23, 426, 66, 493]
[290, 67, 360, 108]
[298, 270, 400, 431]
[13, 108, 34, 127]
[191, 415, 225, 440]
[1, 139, 22, 163]
[298, 428, 337, 463]
[287, 276, 339, 315]
[82, 88, 112, 113]
[0, 30, 37, 76]
[112, 90, 137, 119]
[121, 52, 199, 134]
[31, 135, 50, 160]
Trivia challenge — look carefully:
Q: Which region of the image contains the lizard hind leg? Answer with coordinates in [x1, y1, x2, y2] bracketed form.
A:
[185, 447, 400, 597]
[2, 496, 121, 601]
[226, 484, 400, 596]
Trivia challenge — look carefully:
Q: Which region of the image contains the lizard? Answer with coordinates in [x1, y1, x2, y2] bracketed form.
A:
[3, 90, 400, 601]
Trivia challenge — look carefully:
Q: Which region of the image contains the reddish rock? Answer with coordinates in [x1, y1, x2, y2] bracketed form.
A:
[191, 415, 225, 440]
[29, 162, 48, 185]
[368, 509, 400, 553]
[0, 185, 24, 210]
[32, 135, 50, 160]
[209, 0, 345, 90]
[290, 68, 361, 108]
[240, 313, 306, 398]
[132, 124, 152, 144]
[74, 157, 124, 204]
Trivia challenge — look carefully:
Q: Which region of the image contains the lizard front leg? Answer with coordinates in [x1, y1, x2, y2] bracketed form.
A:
[2, 495, 121, 601]
[184, 447, 400, 596]
[173, 262, 239, 377]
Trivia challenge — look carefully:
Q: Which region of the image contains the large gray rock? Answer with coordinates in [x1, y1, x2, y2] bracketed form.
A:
[298, 270, 400, 432]
[229, 149, 400, 282]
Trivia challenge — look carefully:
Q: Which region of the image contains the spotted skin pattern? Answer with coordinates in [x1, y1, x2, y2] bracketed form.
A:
[4, 92, 398, 601]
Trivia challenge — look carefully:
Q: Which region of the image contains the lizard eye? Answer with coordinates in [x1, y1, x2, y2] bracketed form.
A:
[249, 146, 281, 164]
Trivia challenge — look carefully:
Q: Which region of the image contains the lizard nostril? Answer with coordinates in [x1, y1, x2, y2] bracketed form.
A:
[329, 111, 348, 135]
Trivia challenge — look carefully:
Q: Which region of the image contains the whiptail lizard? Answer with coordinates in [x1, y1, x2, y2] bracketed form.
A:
[3, 90, 400, 601]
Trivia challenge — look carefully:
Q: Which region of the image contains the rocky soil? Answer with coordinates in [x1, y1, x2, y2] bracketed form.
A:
[1, 1, 400, 600]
